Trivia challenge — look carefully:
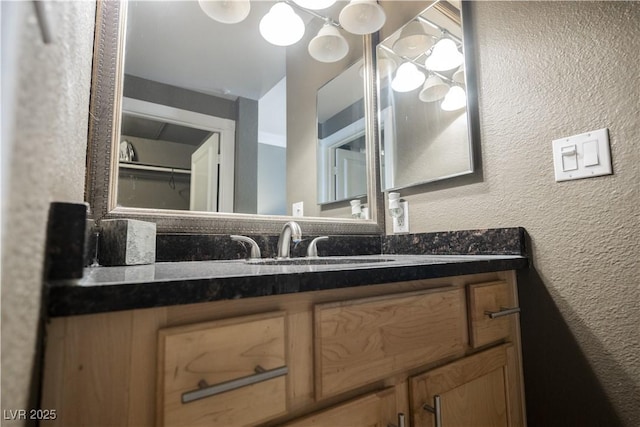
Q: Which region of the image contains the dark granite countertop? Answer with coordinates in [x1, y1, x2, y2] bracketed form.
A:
[46, 254, 528, 317]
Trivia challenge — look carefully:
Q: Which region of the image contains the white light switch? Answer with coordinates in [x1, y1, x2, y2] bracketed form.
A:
[561, 145, 578, 171]
[583, 140, 599, 166]
[552, 128, 612, 182]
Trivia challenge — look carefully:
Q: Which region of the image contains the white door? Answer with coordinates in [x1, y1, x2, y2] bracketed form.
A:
[190, 132, 220, 211]
[335, 148, 366, 200]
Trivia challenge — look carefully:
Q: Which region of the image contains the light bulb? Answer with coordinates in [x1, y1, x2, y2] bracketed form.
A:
[259, 3, 305, 46]
[391, 62, 425, 92]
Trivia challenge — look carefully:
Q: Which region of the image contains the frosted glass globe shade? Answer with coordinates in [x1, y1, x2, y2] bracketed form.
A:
[308, 24, 349, 63]
[425, 38, 463, 72]
[259, 3, 305, 46]
[391, 62, 425, 92]
[339, 0, 386, 35]
[392, 21, 433, 58]
[198, 0, 250, 24]
[419, 75, 449, 102]
[441, 86, 467, 111]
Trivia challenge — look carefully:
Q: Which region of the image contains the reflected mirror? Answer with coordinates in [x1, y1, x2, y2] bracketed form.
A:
[316, 59, 366, 206]
[118, 0, 367, 218]
[377, 1, 476, 191]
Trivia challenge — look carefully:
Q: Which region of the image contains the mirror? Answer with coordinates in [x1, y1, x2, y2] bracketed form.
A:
[316, 59, 367, 206]
[85, 1, 383, 234]
[377, 1, 477, 191]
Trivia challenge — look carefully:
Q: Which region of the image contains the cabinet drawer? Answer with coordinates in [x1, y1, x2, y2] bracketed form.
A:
[283, 387, 397, 427]
[468, 281, 519, 348]
[157, 312, 288, 427]
[314, 288, 467, 399]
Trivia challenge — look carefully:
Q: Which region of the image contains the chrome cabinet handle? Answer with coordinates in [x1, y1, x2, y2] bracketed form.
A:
[182, 365, 288, 404]
[423, 395, 442, 427]
[387, 412, 406, 427]
[484, 306, 521, 319]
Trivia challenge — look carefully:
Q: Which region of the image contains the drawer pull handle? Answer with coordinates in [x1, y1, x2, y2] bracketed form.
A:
[485, 306, 521, 319]
[182, 365, 288, 404]
[423, 395, 442, 427]
[387, 412, 406, 427]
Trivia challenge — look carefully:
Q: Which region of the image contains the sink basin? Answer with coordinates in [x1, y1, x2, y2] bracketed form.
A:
[246, 257, 396, 266]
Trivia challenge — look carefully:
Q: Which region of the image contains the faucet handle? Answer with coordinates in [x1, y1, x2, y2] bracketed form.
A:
[230, 235, 261, 259]
[307, 236, 329, 257]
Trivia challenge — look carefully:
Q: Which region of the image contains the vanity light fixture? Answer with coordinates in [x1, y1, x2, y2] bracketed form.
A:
[339, 0, 386, 35]
[197, 0, 251, 24]
[199, 0, 385, 62]
[259, 2, 305, 47]
[424, 37, 464, 72]
[441, 85, 467, 111]
[308, 22, 349, 63]
[391, 62, 425, 92]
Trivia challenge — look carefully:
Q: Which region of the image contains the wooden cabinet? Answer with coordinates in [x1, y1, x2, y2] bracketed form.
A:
[157, 312, 287, 426]
[41, 271, 525, 427]
[314, 288, 467, 399]
[283, 387, 399, 427]
[410, 344, 524, 427]
[468, 281, 518, 348]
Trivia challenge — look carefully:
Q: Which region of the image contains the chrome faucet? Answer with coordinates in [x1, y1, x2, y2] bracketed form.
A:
[230, 235, 261, 259]
[307, 236, 329, 257]
[277, 221, 302, 259]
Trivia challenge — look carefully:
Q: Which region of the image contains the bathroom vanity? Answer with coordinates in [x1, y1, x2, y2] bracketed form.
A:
[41, 254, 527, 426]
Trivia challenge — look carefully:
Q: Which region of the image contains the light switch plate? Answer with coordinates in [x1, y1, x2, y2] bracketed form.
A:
[292, 201, 304, 217]
[552, 128, 612, 182]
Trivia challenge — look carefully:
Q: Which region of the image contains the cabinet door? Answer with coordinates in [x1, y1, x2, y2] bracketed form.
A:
[410, 344, 524, 427]
[283, 387, 398, 427]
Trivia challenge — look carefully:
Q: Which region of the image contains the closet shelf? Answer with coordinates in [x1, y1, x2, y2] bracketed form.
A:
[119, 162, 191, 175]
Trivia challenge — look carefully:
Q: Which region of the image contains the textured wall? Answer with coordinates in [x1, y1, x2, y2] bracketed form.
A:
[0, 1, 95, 423]
[392, 2, 639, 425]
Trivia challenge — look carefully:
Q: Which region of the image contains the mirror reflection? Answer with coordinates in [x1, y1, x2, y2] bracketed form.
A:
[377, 1, 474, 191]
[118, 0, 366, 218]
[316, 59, 367, 206]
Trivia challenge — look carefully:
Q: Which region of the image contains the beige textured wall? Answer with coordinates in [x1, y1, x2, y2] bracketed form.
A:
[390, 2, 639, 424]
[0, 1, 95, 422]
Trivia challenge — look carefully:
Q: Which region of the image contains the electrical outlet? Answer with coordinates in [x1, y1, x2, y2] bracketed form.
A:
[392, 201, 409, 233]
